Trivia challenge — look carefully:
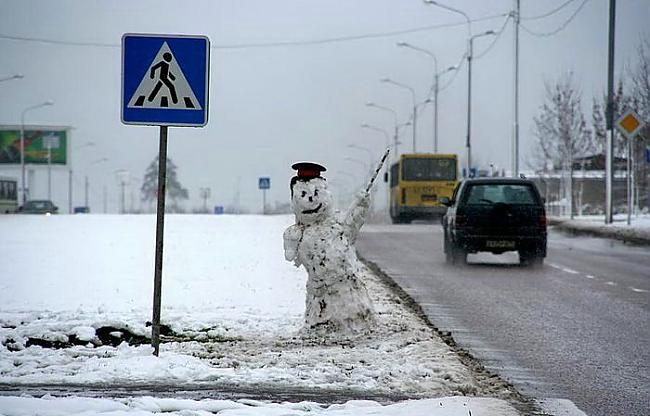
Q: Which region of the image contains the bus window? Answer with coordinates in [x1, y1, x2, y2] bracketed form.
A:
[402, 158, 457, 181]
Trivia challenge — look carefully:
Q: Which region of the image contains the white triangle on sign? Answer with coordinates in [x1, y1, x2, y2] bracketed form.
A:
[127, 42, 202, 110]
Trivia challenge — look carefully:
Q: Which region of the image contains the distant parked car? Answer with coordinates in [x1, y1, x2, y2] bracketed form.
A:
[18, 200, 59, 215]
[441, 177, 547, 267]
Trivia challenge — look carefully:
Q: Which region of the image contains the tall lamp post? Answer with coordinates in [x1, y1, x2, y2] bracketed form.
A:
[70, 141, 95, 214]
[361, 123, 391, 148]
[397, 41, 458, 153]
[347, 144, 374, 168]
[20, 100, 54, 204]
[424, 1, 472, 38]
[86, 157, 108, 212]
[380, 78, 417, 153]
[466, 31, 495, 175]
[366, 102, 400, 157]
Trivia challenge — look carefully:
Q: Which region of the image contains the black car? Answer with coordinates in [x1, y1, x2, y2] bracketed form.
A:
[18, 200, 59, 215]
[441, 178, 547, 266]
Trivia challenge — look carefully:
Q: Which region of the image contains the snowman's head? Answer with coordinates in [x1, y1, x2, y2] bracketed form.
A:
[291, 178, 333, 224]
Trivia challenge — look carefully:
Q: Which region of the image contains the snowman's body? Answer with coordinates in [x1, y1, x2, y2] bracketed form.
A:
[284, 178, 375, 334]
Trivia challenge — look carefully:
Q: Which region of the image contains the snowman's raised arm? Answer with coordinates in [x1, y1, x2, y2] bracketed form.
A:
[342, 189, 371, 243]
[341, 148, 389, 242]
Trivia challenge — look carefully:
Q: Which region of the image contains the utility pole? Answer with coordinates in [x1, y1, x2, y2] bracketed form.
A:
[103, 184, 107, 214]
[199, 187, 211, 213]
[68, 169, 73, 214]
[84, 176, 89, 208]
[433, 74, 439, 152]
[605, 0, 616, 224]
[513, 0, 520, 176]
[467, 39, 473, 174]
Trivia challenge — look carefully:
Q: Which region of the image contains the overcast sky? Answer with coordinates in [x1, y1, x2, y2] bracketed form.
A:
[0, 0, 648, 213]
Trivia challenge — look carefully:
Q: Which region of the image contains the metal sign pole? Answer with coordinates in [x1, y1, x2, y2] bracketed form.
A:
[152, 125, 168, 356]
[627, 137, 632, 225]
[263, 188, 267, 215]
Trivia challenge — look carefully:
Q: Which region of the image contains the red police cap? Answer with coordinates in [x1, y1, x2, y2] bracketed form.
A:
[291, 162, 327, 180]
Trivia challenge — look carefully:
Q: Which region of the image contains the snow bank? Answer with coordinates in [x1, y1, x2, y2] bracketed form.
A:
[0, 395, 519, 416]
[550, 214, 650, 244]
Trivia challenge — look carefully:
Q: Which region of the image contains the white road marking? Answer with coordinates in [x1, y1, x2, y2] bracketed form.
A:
[548, 263, 580, 274]
[606, 281, 617, 286]
[585, 274, 596, 279]
[629, 287, 649, 293]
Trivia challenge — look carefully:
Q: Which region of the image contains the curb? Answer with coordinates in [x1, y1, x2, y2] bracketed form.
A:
[549, 217, 650, 246]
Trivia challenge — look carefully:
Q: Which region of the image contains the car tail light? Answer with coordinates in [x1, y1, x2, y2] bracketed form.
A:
[539, 215, 547, 227]
[401, 188, 406, 204]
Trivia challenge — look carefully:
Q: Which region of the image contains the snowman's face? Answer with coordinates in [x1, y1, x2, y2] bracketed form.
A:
[292, 178, 333, 224]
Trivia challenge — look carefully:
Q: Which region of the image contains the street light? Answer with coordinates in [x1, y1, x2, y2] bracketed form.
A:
[347, 144, 374, 169]
[86, 157, 109, 211]
[69, 141, 95, 214]
[423, 1, 472, 38]
[20, 100, 54, 203]
[466, 30, 495, 175]
[366, 102, 402, 157]
[396, 42, 457, 152]
[361, 123, 391, 148]
[380, 78, 418, 153]
[0, 74, 24, 83]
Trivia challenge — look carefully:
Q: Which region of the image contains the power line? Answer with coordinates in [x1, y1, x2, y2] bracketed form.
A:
[474, 15, 512, 60]
[0, 12, 510, 50]
[520, 0, 589, 38]
[521, 0, 578, 21]
[434, 15, 511, 95]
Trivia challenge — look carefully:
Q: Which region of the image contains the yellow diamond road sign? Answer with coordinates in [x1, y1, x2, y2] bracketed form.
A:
[616, 110, 645, 139]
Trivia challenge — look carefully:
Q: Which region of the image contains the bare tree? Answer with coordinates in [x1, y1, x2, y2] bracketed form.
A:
[533, 72, 591, 217]
[628, 36, 650, 209]
[592, 80, 632, 158]
[630, 37, 650, 120]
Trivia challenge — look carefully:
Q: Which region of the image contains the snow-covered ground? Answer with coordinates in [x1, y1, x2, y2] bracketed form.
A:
[0, 395, 519, 416]
[550, 213, 650, 243]
[0, 214, 521, 415]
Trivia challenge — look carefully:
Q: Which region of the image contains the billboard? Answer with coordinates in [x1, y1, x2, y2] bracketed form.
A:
[0, 126, 69, 165]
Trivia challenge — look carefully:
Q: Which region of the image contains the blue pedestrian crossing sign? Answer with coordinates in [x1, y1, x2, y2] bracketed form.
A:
[121, 33, 210, 127]
[259, 177, 271, 190]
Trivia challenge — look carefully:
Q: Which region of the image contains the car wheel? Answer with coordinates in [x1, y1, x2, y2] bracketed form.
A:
[443, 233, 453, 264]
[451, 243, 467, 265]
[520, 250, 543, 268]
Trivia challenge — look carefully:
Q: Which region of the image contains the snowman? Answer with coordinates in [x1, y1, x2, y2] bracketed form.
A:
[283, 161, 376, 334]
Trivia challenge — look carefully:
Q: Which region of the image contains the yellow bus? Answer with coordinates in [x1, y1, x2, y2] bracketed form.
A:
[385, 153, 458, 223]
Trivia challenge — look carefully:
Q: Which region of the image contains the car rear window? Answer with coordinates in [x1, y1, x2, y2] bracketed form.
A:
[464, 184, 538, 205]
[26, 201, 50, 209]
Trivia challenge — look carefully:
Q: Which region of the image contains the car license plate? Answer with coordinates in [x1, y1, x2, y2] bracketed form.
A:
[486, 240, 516, 248]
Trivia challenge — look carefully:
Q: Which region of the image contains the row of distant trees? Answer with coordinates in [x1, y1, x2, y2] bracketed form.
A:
[531, 37, 650, 212]
[138, 157, 293, 214]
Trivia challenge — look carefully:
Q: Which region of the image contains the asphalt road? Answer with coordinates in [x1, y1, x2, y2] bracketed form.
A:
[358, 224, 650, 416]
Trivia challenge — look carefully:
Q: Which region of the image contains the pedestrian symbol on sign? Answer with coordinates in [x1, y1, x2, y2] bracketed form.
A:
[127, 42, 201, 110]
